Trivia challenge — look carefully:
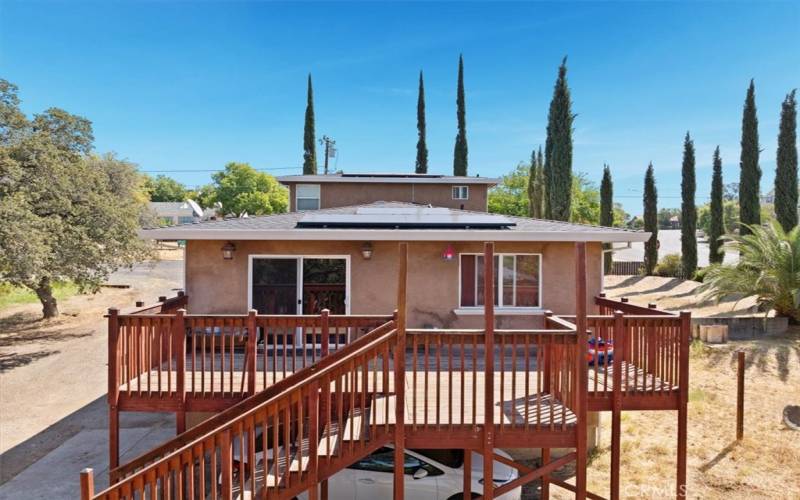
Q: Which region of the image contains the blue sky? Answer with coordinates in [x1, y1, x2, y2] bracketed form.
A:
[2, 1, 798, 214]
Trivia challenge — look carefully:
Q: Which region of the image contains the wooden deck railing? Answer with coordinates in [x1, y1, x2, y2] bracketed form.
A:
[94, 319, 400, 500]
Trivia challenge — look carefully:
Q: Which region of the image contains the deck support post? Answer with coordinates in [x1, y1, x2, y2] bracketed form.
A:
[80, 468, 94, 500]
[542, 310, 552, 500]
[174, 309, 187, 434]
[676, 311, 691, 498]
[308, 380, 320, 500]
[463, 448, 472, 497]
[574, 242, 588, 500]
[610, 311, 625, 500]
[220, 428, 233, 497]
[107, 308, 120, 477]
[247, 309, 257, 396]
[483, 242, 496, 500]
[393, 242, 408, 500]
[540, 448, 550, 499]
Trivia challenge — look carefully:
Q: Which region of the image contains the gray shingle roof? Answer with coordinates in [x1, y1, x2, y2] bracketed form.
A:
[140, 201, 649, 243]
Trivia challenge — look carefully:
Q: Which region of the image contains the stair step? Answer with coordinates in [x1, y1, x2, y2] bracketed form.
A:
[318, 420, 341, 457]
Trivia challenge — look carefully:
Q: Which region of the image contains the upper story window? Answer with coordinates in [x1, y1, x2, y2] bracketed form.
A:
[296, 184, 321, 211]
[459, 253, 541, 308]
[452, 185, 469, 200]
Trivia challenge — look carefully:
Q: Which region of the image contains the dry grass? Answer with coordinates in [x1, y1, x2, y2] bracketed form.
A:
[548, 330, 800, 499]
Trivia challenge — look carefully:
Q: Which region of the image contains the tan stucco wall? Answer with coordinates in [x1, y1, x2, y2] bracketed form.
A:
[286, 182, 489, 212]
[185, 240, 602, 329]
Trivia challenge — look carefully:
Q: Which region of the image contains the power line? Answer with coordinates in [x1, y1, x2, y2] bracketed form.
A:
[141, 166, 301, 174]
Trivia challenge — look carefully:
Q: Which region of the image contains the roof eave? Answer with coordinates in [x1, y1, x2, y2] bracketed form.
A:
[138, 228, 651, 243]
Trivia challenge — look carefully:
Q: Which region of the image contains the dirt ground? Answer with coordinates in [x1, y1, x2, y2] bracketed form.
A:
[0, 255, 182, 486]
[603, 275, 763, 317]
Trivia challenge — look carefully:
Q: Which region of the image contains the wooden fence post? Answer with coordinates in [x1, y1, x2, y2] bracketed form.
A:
[174, 309, 186, 434]
[677, 311, 691, 498]
[393, 242, 408, 500]
[80, 468, 94, 500]
[483, 242, 495, 500]
[737, 350, 745, 441]
[107, 308, 120, 476]
[610, 310, 625, 500]
[574, 242, 588, 500]
[321, 309, 330, 358]
[247, 309, 257, 396]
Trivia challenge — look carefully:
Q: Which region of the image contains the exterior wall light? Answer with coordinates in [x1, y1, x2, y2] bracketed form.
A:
[221, 241, 236, 260]
[442, 243, 455, 261]
[361, 242, 373, 260]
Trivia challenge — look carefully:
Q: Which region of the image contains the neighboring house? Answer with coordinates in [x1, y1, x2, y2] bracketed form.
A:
[147, 200, 204, 226]
[278, 173, 498, 212]
[141, 202, 647, 328]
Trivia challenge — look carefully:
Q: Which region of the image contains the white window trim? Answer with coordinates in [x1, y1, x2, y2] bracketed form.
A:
[452, 185, 469, 200]
[456, 252, 543, 310]
[295, 184, 321, 211]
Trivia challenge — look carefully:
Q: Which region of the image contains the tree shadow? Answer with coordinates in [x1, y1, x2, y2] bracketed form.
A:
[0, 312, 93, 348]
[611, 277, 688, 298]
[0, 350, 59, 373]
[704, 338, 800, 382]
[604, 275, 646, 290]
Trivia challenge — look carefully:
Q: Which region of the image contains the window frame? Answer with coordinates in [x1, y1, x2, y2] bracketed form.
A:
[457, 252, 543, 310]
[295, 183, 321, 211]
[451, 185, 469, 200]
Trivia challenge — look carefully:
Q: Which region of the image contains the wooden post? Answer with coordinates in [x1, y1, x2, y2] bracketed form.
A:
[220, 428, 233, 497]
[308, 380, 320, 500]
[540, 448, 550, 499]
[135, 300, 144, 307]
[463, 448, 472, 497]
[174, 309, 186, 434]
[107, 308, 120, 475]
[541, 311, 552, 500]
[676, 311, 691, 498]
[736, 350, 745, 441]
[247, 309, 257, 396]
[574, 242, 588, 500]
[158, 296, 167, 303]
[610, 310, 625, 500]
[393, 242, 408, 500]
[321, 309, 330, 358]
[483, 242, 495, 500]
[80, 468, 94, 500]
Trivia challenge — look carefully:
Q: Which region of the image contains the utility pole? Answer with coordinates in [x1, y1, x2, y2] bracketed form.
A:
[319, 135, 336, 175]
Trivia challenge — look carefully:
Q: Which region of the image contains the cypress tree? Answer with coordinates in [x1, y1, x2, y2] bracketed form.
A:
[544, 57, 574, 221]
[453, 55, 468, 176]
[643, 163, 659, 276]
[600, 164, 614, 272]
[528, 147, 545, 218]
[709, 146, 725, 264]
[739, 80, 761, 234]
[536, 147, 545, 216]
[415, 71, 429, 174]
[302, 74, 317, 175]
[775, 89, 798, 232]
[681, 132, 697, 277]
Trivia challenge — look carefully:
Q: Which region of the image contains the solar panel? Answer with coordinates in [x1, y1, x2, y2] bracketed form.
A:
[296, 207, 515, 229]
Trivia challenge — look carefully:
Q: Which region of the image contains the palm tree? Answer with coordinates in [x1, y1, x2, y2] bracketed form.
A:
[700, 221, 800, 321]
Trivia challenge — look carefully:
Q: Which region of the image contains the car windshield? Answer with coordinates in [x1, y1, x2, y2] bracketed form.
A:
[411, 449, 464, 469]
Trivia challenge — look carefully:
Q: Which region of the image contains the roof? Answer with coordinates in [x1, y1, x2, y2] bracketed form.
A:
[277, 173, 499, 186]
[148, 200, 204, 217]
[140, 202, 650, 243]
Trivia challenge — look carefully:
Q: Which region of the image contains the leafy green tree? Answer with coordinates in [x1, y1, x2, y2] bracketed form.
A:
[211, 162, 288, 216]
[190, 184, 218, 209]
[415, 71, 429, 174]
[0, 79, 27, 144]
[569, 173, 600, 225]
[701, 222, 800, 321]
[775, 89, 798, 232]
[739, 80, 761, 235]
[644, 163, 659, 275]
[144, 174, 190, 202]
[453, 55, 468, 176]
[303, 74, 317, 175]
[527, 147, 545, 218]
[0, 82, 151, 317]
[544, 57, 574, 221]
[658, 208, 681, 229]
[600, 165, 614, 271]
[681, 132, 697, 276]
[709, 146, 725, 263]
[488, 163, 529, 216]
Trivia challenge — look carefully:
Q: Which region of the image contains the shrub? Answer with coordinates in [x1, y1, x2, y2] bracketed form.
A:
[654, 253, 682, 277]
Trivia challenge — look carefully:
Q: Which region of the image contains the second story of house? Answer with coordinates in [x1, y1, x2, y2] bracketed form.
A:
[278, 173, 499, 212]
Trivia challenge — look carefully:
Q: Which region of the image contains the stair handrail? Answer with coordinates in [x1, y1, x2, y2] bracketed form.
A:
[108, 317, 397, 483]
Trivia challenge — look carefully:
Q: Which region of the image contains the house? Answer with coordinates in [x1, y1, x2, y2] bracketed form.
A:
[277, 173, 498, 212]
[147, 200, 204, 226]
[82, 178, 691, 500]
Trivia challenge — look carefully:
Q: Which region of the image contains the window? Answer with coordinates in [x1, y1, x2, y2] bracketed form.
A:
[348, 447, 443, 476]
[452, 185, 469, 200]
[459, 253, 541, 308]
[177, 216, 194, 225]
[296, 184, 321, 211]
